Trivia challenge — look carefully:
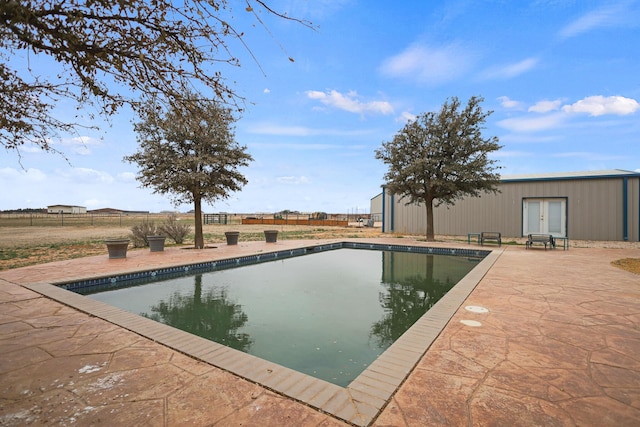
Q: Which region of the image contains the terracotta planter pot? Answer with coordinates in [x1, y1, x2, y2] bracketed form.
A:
[225, 231, 240, 245]
[264, 230, 278, 243]
[105, 239, 130, 259]
[147, 235, 166, 252]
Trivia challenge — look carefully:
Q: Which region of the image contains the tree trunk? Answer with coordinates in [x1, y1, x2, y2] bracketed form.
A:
[194, 197, 204, 249]
[425, 199, 435, 241]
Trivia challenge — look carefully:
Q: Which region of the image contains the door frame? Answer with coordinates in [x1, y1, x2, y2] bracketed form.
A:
[521, 197, 568, 237]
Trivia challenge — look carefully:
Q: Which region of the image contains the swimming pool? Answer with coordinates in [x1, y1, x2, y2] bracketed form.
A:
[55, 241, 497, 426]
[74, 247, 480, 386]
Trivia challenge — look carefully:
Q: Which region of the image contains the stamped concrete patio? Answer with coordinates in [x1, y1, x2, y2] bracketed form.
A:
[1, 237, 639, 426]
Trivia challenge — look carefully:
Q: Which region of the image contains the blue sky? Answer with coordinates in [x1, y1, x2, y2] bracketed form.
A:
[2, 0, 639, 214]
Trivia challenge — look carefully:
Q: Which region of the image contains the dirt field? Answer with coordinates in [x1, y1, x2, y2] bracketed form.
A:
[1, 223, 639, 274]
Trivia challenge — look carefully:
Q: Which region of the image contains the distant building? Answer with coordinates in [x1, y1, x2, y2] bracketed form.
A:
[379, 169, 640, 242]
[47, 205, 87, 214]
[370, 193, 382, 222]
[88, 208, 150, 215]
[88, 208, 123, 214]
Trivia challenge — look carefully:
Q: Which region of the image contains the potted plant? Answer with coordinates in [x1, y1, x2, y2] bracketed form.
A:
[104, 239, 130, 259]
[147, 235, 167, 252]
[264, 230, 278, 243]
[224, 231, 240, 245]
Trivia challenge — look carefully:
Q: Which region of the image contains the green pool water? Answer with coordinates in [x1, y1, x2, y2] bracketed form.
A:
[83, 248, 479, 386]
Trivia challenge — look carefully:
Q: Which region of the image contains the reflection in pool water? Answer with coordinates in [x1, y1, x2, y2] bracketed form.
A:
[84, 248, 479, 386]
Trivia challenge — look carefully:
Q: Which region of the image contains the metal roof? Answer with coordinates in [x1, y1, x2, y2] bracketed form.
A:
[501, 169, 640, 182]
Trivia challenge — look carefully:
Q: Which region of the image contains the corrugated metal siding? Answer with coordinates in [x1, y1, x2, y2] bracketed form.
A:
[382, 191, 395, 233]
[382, 176, 640, 241]
[392, 198, 427, 235]
[567, 179, 622, 240]
[433, 187, 521, 236]
[627, 177, 639, 241]
[370, 193, 383, 220]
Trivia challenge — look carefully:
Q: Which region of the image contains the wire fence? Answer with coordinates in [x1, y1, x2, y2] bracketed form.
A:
[0, 212, 162, 227]
[0, 212, 371, 227]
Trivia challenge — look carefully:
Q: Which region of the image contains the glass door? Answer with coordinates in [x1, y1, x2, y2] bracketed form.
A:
[526, 200, 541, 233]
[523, 198, 566, 237]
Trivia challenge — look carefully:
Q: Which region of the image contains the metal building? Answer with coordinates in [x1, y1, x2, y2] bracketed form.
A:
[379, 170, 640, 241]
[370, 192, 383, 223]
[46, 205, 87, 214]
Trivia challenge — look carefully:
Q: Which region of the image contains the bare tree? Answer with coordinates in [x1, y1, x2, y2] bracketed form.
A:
[124, 92, 253, 248]
[1, 0, 310, 157]
[375, 96, 502, 241]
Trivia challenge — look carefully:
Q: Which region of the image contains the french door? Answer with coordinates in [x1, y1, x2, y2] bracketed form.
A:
[523, 198, 566, 237]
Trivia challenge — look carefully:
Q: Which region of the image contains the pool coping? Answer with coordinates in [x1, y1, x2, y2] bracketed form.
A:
[22, 241, 503, 427]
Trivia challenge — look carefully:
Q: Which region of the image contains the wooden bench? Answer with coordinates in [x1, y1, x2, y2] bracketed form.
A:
[480, 232, 501, 247]
[526, 234, 555, 250]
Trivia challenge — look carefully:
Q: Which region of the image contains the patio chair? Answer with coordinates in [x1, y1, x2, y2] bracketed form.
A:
[526, 234, 555, 250]
[480, 232, 501, 247]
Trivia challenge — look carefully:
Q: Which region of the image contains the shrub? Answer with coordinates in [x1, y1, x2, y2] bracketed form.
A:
[159, 213, 191, 244]
[129, 220, 159, 247]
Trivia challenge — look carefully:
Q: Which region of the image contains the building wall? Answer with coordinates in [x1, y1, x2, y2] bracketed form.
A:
[626, 177, 639, 241]
[47, 205, 87, 214]
[382, 176, 640, 241]
[370, 193, 383, 222]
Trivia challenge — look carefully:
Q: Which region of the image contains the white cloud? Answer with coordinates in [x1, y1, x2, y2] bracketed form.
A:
[250, 142, 335, 150]
[499, 134, 560, 144]
[263, 88, 270, 94]
[551, 151, 627, 161]
[65, 136, 98, 146]
[118, 172, 137, 181]
[276, 176, 310, 185]
[497, 112, 566, 133]
[559, 3, 639, 38]
[379, 42, 476, 84]
[0, 166, 139, 210]
[55, 136, 101, 155]
[396, 111, 417, 123]
[246, 123, 374, 137]
[481, 57, 539, 80]
[249, 124, 314, 136]
[497, 95, 639, 134]
[19, 143, 45, 154]
[492, 150, 534, 158]
[0, 167, 47, 181]
[59, 167, 115, 184]
[529, 99, 563, 113]
[561, 95, 640, 116]
[306, 90, 394, 115]
[498, 96, 525, 110]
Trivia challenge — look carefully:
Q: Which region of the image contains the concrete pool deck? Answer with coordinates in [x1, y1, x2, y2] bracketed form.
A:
[1, 237, 639, 426]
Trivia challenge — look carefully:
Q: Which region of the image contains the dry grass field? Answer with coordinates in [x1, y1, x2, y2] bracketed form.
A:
[0, 222, 385, 270]
[1, 214, 638, 274]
